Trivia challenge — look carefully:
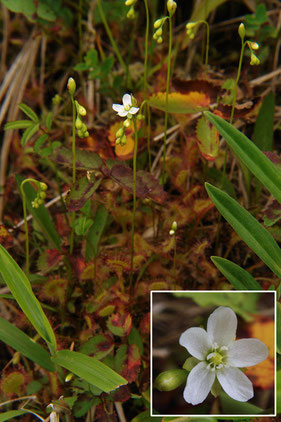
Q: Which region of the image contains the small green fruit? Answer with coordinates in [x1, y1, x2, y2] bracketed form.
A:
[154, 369, 187, 391]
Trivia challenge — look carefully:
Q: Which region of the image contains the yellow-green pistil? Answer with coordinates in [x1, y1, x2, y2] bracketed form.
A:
[206, 344, 228, 371]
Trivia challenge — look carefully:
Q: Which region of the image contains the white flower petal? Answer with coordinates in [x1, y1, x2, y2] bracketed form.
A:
[117, 110, 128, 117]
[112, 104, 124, 113]
[130, 107, 139, 114]
[122, 93, 131, 108]
[217, 367, 253, 402]
[183, 362, 215, 405]
[179, 327, 212, 360]
[207, 306, 237, 347]
[227, 338, 268, 367]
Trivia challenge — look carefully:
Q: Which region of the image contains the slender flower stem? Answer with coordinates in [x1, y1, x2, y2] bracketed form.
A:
[20, 182, 29, 278]
[97, 0, 129, 79]
[162, 15, 173, 183]
[143, 0, 150, 97]
[130, 117, 138, 290]
[147, 103, 152, 172]
[204, 22, 210, 77]
[69, 94, 76, 254]
[230, 41, 246, 124]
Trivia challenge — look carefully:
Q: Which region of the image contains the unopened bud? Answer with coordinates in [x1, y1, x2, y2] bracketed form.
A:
[40, 182, 48, 191]
[250, 41, 259, 50]
[39, 191, 46, 199]
[78, 105, 87, 116]
[169, 229, 175, 236]
[116, 128, 124, 138]
[157, 37, 163, 44]
[155, 28, 163, 37]
[154, 369, 187, 391]
[127, 7, 135, 19]
[171, 221, 177, 231]
[238, 23, 245, 40]
[167, 0, 177, 16]
[75, 118, 83, 130]
[67, 77, 76, 96]
[154, 18, 163, 29]
[125, 0, 135, 5]
[123, 119, 131, 128]
[65, 373, 74, 382]
[250, 53, 260, 65]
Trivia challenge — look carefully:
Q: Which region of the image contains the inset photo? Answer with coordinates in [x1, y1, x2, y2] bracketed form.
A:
[151, 290, 275, 417]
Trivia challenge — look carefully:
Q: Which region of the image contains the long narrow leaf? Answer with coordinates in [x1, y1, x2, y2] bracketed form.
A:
[86, 204, 108, 260]
[205, 183, 281, 278]
[4, 120, 34, 130]
[0, 317, 55, 371]
[53, 349, 127, 393]
[16, 175, 61, 249]
[21, 123, 40, 146]
[204, 111, 281, 204]
[211, 256, 262, 290]
[0, 245, 57, 353]
[0, 410, 29, 422]
[19, 103, 39, 122]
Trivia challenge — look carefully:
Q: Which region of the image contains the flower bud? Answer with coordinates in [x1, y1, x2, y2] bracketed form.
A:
[154, 18, 163, 29]
[12, 352, 21, 365]
[167, 0, 177, 16]
[78, 105, 87, 116]
[40, 182, 48, 191]
[250, 53, 260, 66]
[116, 128, 124, 138]
[169, 229, 175, 236]
[125, 0, 135, 5]
[238, 23, 245, 40]
[127, 7, 135, 19]
[65, 373, 74, 382]
[39, 191, 46, 199]
[67, 77, 76, 96]
[154, 369, 187, 391]
[84, 131, 89, 137]
[123, 119, 131, 128]
[75, 118, 83, 130]
[155, 28, 163, 37]
[171, 221, 177, 231]
[153, 32, 159, 40]
[120, 135, 127, 146]
[157, 36, 163, 44]
[186, 22, 196, 30]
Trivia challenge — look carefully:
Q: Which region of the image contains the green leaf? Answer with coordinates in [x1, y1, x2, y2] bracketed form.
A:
[74, 215, 93, 236]
[52, 349, 127, 393]
[0, 245, 57, 353]
[148, 92, 208, 114]
[205, 183, 281, 278]
[220, 391, 264, 414]
[0, 410, 30, 422]
[21, 123, 40, 146]
[204, 112, 281, 204]
[196, 115, 219, 160]
[253, 92, 274, 151]
[4, 120, 34, 130]
[0, 317, 55, 371]
[211, 256, 262, 290]
[51, 147, 103, 171]
[86, 204, 108, 260]
[16, 175, 61, 249]
[18, 103, 39, 122]
[34, 133, 48, 153]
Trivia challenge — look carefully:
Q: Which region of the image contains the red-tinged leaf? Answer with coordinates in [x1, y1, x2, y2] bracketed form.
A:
[111, 385, 131, 402]
[139, 312, 150, 335]
[103, 164, 167, 204]
[115, 344, 141, 383]
[0, 225, 13, 249]
[172, 79, 218, 102]
[263, 200, 281, 227]
[96, 403, 117, 422]
[37, 249, 62, 274]
[107, 313, 132, 337]
[51, 147, 103, 170]
[79, 334, 114, 360]
[78, 128, 114, 160]
[196, 115, 219, 161]
[215, 98, 260, 119]
[66, 175, 102, 211]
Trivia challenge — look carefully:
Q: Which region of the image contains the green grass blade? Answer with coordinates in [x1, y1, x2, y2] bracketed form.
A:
[204, 111, 281, 204]
[53, 349, 127, 393]
[253, 92, 274, 151]
[0, 245, 57, 353]
[16, 175, 61, 249]
[0, 317, 55, 371]
[0, 410, 29, 422]
[86, 204, 108, 260]
[205, 183, 281, 278]
[4, 120, 34, 130]
[211, 256, 262, 290]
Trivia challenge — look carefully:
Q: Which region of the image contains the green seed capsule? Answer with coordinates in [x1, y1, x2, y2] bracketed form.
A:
[154, 369, 187, 391]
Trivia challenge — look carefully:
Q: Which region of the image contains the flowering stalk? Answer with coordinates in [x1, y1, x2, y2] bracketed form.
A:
[143, 0, 149, 97]
[130, 116, 138, 289]
[169, 221, 177, 285]
[20, 179, 48, 277]
[186, 20, 210, 77]
[68, 78, 77, 254]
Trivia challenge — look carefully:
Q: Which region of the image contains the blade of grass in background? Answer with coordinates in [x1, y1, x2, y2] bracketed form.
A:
[52, 349, 127, 393]
[0, 317, 55, 371]
[211, 256, 262, 290]
[204, 111, 281, 204]
[205, 183, 281, 279]
[86, 204, 108, 260]
[0, 245, 57, 354]
[0, 410, 30, 422]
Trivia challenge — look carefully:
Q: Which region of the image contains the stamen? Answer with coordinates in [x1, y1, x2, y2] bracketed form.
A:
[207, 352, 216, 360]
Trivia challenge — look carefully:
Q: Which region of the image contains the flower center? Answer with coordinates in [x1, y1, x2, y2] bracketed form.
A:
[206, 343, 228, 371]
[124, 104, 131, 111]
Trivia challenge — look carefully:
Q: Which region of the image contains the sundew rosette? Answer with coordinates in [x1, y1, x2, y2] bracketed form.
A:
[179, 306, 268, 405]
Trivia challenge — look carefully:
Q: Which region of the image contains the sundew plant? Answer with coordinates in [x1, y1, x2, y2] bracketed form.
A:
[0, 0, 280, 421]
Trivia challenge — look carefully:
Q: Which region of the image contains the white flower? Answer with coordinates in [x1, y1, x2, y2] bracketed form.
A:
[179, 306, 268, 406]
[112, 94, 139, 117]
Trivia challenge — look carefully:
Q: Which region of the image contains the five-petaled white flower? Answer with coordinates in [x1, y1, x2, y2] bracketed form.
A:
[179, 306, 268, 405]
[112, 93, 139, 117]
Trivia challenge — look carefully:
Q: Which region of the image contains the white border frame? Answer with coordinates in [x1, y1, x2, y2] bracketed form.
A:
[150, 290, 276, 417]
